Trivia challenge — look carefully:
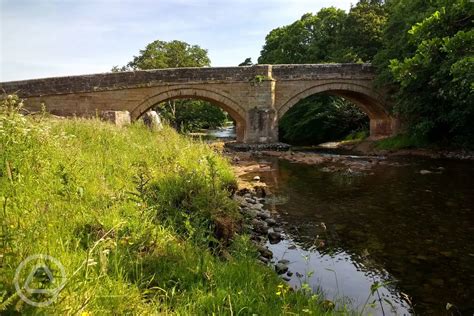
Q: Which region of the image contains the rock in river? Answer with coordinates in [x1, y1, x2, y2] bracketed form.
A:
[268, 231, 282, 244]
[252, 219, 269, 235]
[275, 263, 289, 274]
[265, 218, 276, 226]
[256, 245, 273, 259]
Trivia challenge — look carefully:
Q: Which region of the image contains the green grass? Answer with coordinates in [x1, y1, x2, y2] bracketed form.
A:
[343, 130, 369, 141]
[375, 133, 427, 150]
[0, 96, 340, 315]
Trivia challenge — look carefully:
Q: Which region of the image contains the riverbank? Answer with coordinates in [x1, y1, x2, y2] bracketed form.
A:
[225, 142, 474, 315]
[0, 101, 341, 314]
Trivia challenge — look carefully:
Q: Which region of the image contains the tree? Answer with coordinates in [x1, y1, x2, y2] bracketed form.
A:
[125, 40, 210, 70]
[384, 0, 473, 146]
[113, 40, 227, 131]
[258, 3, 387, 65]
[258, 8, 347, 64]
[373, 0, 440, 83]
[340, 0, 387, 62]
[239, 58, 253, 66]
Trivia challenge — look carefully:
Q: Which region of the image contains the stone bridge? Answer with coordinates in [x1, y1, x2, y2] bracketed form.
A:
[0, 64, 399, 143]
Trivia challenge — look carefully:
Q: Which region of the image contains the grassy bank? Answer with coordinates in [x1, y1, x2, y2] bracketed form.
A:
[375, 134, 428, 150]
[0, 96, 335, 314]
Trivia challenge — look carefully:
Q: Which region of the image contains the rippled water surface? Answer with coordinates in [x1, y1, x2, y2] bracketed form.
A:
[246, 155, 474, 315]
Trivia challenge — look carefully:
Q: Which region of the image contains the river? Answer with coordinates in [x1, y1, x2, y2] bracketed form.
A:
[241, 155, 474, 315]
[206, 127, 474, 315]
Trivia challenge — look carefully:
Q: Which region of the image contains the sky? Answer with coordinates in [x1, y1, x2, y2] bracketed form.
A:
[0, 0, 353, 82]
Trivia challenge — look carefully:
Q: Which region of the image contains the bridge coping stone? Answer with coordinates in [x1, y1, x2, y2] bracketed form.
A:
[0, 64, 376, 98]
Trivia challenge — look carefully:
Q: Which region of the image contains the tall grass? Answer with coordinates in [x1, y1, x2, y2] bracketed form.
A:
[0, 95, 336, 314]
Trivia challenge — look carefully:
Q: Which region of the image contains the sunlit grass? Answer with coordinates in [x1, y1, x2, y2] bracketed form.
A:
[0, 96, 338, 314]
[375, 133, 427, 150]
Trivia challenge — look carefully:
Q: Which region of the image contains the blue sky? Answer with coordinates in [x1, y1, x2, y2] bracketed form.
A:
[0, 0, 353, 82]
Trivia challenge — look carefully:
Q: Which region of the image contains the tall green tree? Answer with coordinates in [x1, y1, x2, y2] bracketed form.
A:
[113, 40, 227, 131]
[340, 0, 387, 62]
[375, 0, 473, 146]
[258, 8, 347, 64]
[373, 0, 441, 82]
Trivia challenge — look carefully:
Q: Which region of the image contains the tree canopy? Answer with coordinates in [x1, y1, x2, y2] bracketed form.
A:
[258, 2, 386, 64]
[113, 40, 210, 71]
[375, 0, 473, 146]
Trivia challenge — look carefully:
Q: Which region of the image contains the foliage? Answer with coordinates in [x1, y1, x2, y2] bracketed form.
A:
[261, 0, 473, 148]
[259, 2, 386, 64]
[375, 133, 427, 150]
[279, 95, 369, 145]
[344, 130, 369, 141]
[377, 0, 474, 147]
[0, 99, 340, 314]
[258, 8, 347, 64]
[113, 40, 227, 131]
[373, 0, 441, 83]
[113, 40, 210, 71]
[340, 0, 387, 62]
[238, 57, 253, 66]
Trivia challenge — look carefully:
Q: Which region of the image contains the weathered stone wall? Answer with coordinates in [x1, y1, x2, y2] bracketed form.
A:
[271, 63, 375, 80]
[0, 65, 272, 97]
[0, 64, 398, 143]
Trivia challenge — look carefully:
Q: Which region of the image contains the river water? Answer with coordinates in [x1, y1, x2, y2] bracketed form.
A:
[205, 127, 473, 314]
[242, 155, 474, 315]
[204, 125, 236, 140]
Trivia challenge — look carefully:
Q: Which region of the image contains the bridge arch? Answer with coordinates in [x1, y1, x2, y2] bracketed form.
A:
[130, 87, 247, 142]
[278, 81, 397, 137]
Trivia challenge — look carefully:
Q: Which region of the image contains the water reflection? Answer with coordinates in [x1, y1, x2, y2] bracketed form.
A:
[206, 125, 236, 139]
[249, 156, 474, 315]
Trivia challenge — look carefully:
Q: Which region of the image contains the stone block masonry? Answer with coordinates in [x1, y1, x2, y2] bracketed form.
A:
[0, 64, 398, 143]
